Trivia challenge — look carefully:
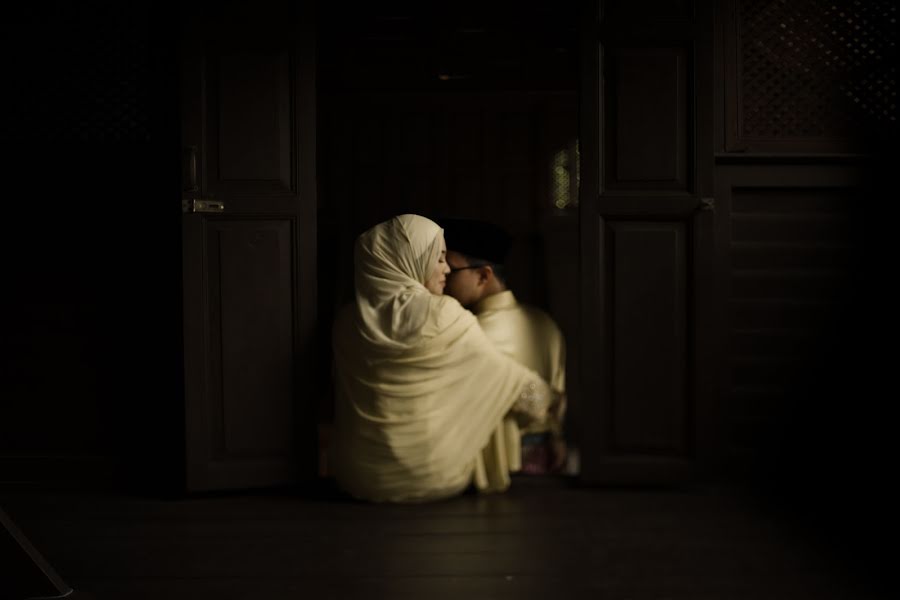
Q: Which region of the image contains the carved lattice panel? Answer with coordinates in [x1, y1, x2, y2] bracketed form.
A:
[732, 0, 896, 148]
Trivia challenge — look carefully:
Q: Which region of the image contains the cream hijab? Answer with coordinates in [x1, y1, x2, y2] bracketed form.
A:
[352, 213, 444, 349]
[331, 214, 551, 502]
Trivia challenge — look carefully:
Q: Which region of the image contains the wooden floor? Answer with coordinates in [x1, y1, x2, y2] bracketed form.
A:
[0, 476, 888, 600]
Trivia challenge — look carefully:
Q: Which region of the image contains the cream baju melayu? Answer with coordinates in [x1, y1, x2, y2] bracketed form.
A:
[471, 290, 566, 471]
[331, 214, 555, 503]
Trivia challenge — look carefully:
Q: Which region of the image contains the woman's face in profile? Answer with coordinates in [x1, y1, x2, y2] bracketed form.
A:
[424, 236, 450, 295]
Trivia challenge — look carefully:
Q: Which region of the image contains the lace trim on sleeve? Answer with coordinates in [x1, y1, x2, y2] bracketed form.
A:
[511, 378, 550, 425]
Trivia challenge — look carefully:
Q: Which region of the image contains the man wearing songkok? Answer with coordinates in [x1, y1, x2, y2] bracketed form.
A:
[440, 217, 568, 474]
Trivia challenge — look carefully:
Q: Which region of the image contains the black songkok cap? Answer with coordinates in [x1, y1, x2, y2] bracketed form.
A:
[437, 217, 512, 265]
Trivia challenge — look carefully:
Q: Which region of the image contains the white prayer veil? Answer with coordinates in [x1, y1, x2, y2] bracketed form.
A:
[352, 214, 444, 349]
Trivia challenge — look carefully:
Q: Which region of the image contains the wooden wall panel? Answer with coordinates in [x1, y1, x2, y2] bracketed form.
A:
[713, 161, 865, 468]
[728, 187, 856, 444]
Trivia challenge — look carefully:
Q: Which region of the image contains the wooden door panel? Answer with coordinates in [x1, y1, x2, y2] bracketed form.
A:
[215, 221, 294, 457]
[181, 0, 316, 492]
[609, 221, 688, 455]
[214, 52, 292, 189]
[606, 46, 689, 189]
[580, 0, 715, 483]
[206, 49, 296, 203]
[185, 218, 297, 490]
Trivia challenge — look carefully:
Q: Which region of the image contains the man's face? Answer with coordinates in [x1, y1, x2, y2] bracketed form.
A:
[444, 250, 484, 308]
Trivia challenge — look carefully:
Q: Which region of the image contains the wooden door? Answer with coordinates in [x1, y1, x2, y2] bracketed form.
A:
[180, 0, 317, 491]
[578, 1, 718, 483]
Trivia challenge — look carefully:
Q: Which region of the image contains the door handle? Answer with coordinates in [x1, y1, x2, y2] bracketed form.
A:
[183, 146, 199, 193]
[182, 199, 225, 213]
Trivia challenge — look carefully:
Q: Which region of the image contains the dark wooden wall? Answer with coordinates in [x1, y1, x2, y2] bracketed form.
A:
[2, 1, 183, 489]
[714, 0, 895, 463]
[713, 0, 896, 545]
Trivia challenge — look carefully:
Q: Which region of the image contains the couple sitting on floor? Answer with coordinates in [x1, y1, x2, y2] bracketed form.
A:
[331, 214, 568, 503]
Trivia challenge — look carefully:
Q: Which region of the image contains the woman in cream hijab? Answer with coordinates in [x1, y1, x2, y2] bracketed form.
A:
[331, 214, 557, 503]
